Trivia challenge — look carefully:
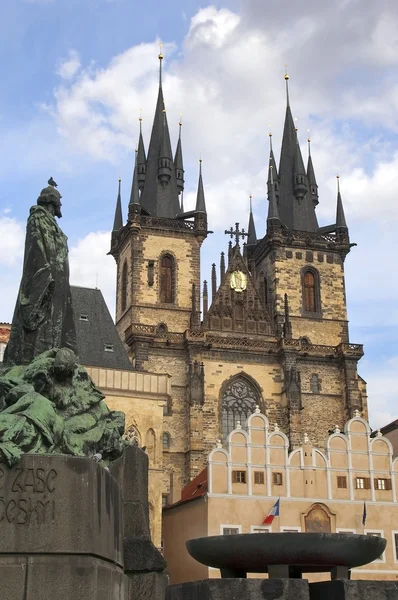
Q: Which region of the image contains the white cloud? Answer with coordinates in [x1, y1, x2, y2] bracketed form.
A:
[56, 50, 81, 81]
[0, 218, 24, 267]
[69, 231, 116, 318]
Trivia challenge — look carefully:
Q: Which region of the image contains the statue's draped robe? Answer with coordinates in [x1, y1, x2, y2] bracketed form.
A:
[5, 205, 76, 365]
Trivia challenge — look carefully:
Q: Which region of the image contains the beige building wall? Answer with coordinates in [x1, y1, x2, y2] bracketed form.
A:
[87, 366, 171, 549]
[163, 411, 398, 583]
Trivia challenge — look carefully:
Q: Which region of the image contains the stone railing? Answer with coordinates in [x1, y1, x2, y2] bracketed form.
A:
[141, 215, 195, 231]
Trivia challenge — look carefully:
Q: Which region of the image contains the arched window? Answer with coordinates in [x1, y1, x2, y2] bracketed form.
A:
[160, 255, 174, 304]
[163, 432, 171, 449]
[123, 425, 141, 446]
[302, 268, 320, 314]
[121, 261, 128, 312]
[221, 377, 260, 440]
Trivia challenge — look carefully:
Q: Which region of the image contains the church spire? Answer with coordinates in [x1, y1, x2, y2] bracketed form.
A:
[112, 178, 123, 231]
[174, 117, 185, 195]
[277, 71, 317, 232]
[267, 131, 279, 200]
[247, 195, 257, 245]
[267, 164, 281, 229]
[336, 176, 348, 230]
[128, 150, 140, 216]
[137, 113, 147, 191]
[307, 135, 318, 206]
[195, 159, 207, 213]
[139, 47, 180, 218]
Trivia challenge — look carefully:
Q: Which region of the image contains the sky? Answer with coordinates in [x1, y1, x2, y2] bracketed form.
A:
[1, 0, 398, 430]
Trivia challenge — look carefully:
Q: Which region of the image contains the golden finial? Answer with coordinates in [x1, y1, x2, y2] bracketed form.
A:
[139, 108, 142, 122]
[158, 42, 164, 60]
[179, 113, 182, 127]
[118, 177, 121, 183]
[284, 64, 289, 80]
[307, 128, 310, 143]
[336, 174, 340, 192]
[249, 194, 253, 212]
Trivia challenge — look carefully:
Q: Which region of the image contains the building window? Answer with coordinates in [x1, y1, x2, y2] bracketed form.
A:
[222, 526, 241, 535]
[160, 254, 174, 304]
[251, 526, 271, 533]
[121, 260, 128, 312]
[281, 527, 301, 533]
[123, 425, 140, 446]
[272, 472, 283, 486]
[162, 432, 171, 449]
[104, 344, 114, 352]
[311, 374, 320, 393]
[375, 478, 391, 490]
[355, 477, 370, 490]
[302, 268, 320, 314]
[232, 470, 246, 484]
[79, 314, 89, 321]
[254, 471, 265, 485]
[221, 376, 259, 439]
[163, 399, 170, 416]
[337, 476, 347, 489]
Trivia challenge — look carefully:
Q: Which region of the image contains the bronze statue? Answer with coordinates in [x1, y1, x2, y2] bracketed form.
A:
[4, 183, 76, 365]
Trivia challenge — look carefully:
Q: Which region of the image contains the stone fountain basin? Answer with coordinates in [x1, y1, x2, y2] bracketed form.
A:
[186, 533, 386, 573]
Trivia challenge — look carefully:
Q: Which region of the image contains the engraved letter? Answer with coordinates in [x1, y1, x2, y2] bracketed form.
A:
[6, 499, 17, 523]
[46, 469, 57, 493]
[35, 469, 46, 493]
[12, 468, 24, 493]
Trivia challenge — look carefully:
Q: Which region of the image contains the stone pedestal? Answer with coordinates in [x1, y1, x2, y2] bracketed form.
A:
[310, 580, 398, 600]
[167, 579, 310, 600]
[110, 445, 168, 600]
[0, 454, 127, 600]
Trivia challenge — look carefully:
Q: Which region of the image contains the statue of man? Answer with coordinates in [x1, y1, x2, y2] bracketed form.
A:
[4, 183, 76, 365]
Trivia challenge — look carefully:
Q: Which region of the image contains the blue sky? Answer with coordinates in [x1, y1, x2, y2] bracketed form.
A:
[1, 0, 398, 429]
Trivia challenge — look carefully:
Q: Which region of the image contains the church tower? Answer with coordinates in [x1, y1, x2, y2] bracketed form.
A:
[110, 62, 366, 511]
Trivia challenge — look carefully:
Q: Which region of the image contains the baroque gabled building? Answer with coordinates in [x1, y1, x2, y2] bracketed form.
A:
[109, 59, 367, 544]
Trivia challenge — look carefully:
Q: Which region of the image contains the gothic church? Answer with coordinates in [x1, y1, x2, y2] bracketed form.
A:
[109, 53, 366, 515]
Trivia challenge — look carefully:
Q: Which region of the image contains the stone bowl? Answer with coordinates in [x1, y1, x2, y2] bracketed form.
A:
[186, 533, 386, 573]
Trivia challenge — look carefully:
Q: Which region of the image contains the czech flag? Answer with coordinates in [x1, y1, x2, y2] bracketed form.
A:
[263, 498, 280, 525]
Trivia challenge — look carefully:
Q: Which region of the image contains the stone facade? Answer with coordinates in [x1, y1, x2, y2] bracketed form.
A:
[163, 413, 398, 584]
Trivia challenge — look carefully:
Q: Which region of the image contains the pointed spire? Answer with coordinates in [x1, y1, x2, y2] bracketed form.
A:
[307, 135, 318, 206]
[247, 195, 257, 245]
[211, 263, 217, 301]
[267, 164, 281, 227]
[220, 252, 226, 283]
[174, 117, 185, 195]
[336, 176, 348, 229]
[139, 46, 180, 218]
[203, 280, 208, 318]
[137, 113, 147, 191]
[293, 130, 309, 202]
[284, 67, 290, 107]
[129, 150, 140, 210]
[112, 178, 123, 231]
[195, 159, 207, 213]
[267, 131, 279, 199]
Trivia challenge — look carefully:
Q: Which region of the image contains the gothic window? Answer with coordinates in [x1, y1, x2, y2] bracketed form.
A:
[123, 425, 140, 446]
[160, 254, 174, 304]
[221, 377, 259, 439]
[121, 261, 128, 312]
[302, 268, 320, 314]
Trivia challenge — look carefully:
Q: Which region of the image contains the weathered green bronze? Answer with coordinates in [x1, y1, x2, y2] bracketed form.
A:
[5, 184, 76, 366]
[0, 182, 128, 466]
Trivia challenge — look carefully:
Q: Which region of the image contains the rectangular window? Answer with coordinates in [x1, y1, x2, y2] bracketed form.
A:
[251, 526, 271, 533]
[223, 527, 240, 535]
[79, 314, 89, 321]
[254, 471, 265, 485]
[280, 527, 301, 533]
[104, 344, 114, 352]
[337, 476, 347, 489]
[272, 472, 283, 485]
[375, 478, 391, 490]
[232, 470, 246, 484]
[355, 477, 370, 489]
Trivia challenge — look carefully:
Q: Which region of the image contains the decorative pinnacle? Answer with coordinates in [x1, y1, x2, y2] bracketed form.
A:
[336, 174, 340, 192]
[284, 65, 290, 106]
[118, 177, 121, 183]
[307, 129, 311, 155]
[179, 113, 182, 127]
[158, 42, 164, 60]
[269, 127, 273, 150]
[249, 194, 252, 212]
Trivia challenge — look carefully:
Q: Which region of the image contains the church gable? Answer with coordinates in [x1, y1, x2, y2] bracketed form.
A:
[204, 246, 271, 335]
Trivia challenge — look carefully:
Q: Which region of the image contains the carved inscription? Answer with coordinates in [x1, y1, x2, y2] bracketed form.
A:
[0, 466, 57, 525]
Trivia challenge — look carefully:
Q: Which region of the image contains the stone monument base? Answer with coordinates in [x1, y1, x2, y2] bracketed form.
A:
[166, 579, 310, 600]
[0, 555, 126, 600]
[310, 580, 398, 600]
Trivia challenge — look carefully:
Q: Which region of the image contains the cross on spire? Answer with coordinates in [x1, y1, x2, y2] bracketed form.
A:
[225, 222, 248, 246]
